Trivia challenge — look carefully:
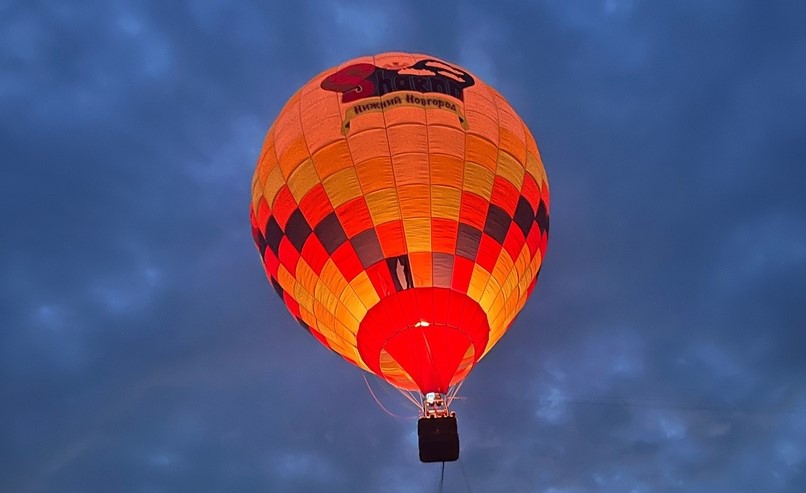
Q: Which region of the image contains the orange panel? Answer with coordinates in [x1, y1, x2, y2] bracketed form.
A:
[429, 154, 464, 188]
[312, 140, 353, 179]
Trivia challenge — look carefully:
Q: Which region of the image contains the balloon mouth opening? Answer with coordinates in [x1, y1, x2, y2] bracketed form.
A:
[356, 287, 490, 393]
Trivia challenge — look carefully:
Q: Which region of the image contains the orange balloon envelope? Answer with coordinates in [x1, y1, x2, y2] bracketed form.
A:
[250, 52, 549, 394]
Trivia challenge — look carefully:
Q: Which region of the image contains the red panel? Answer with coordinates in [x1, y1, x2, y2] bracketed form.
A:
[336, 197, 373, 238]
[431, 218, 459, 254]
[365, 260, 396, 298]
[331, 241, 364, 281]
[490, 176, 519, 216]
[299, 184, 332, 227]
[526, 224, 541, 257]
[459, 192, 489, 229]
[540, 180, 550, 209]
[520, 173, 541, 209]
[451, 256, 475, 292]
[256, 198, 271, 234]
[300, 235, 328, 275]
[278, 236, 301, 274]
[272, 186, 296, 228]
[476, 234, 502, 273]
[432, 288, 451, 325]
[414, 286, 435, 326]
[502, 224, 525, 262]
[284, 292, 301, 319]
[375, 220, 407, 257]
[263, 247, 280, 279]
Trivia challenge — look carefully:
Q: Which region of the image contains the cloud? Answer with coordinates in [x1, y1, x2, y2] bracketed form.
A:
[1, 0, 805, 492]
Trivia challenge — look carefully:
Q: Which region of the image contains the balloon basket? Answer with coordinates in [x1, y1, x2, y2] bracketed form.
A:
[418, 392, 459, 463]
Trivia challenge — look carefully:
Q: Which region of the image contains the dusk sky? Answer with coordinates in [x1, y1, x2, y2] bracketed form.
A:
[2, 1, 805, 492]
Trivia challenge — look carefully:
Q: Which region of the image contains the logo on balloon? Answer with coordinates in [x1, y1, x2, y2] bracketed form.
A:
[321, 58, 475, 134]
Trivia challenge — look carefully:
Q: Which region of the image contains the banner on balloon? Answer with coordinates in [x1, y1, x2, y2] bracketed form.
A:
[341, 92, 469, 135]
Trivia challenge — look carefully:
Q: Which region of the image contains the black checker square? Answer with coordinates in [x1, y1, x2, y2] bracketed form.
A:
[535, 200, 550, 234]
[285, 208, 313, 252]
[314, 211, 348, 255]
[265, 216, 284, 256]
[513, 196, 535, 236]
[483, 203, 512, 245]
[352, 229, 385, 268]
[456, 223, 482, 260]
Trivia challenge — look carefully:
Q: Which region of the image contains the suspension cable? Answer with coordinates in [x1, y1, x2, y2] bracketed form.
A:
[362, 374, 418, 419]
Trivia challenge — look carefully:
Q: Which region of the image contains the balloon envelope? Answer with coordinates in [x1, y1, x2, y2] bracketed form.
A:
[250, 52, 549, 393]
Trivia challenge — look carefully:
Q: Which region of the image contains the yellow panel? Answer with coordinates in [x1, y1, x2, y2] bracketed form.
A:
[295, 259, 319, 297]
[498, 127, 526, 166]
[430, 185, 462, 221]
[403, 217, 431, 253]
[466, 264, 491, 304]
[365, 188, 402, 224]
[525, 152, 547, 184]
[392, 152, 430, 187]
[320, 259, 349, 299]
[335, 312, 359, 338]
[430, 154, 464, 188]
[335, 303, 361, 335]
[497, 151, 525, 190]
[287, 158, 321, 203]
[349, 271, 381, 309]
[339, 286, 368, 324]
[492, 251, 514, 288]
[262, 165, 285, 210]
[276, 265, 295, 294]
[463, 162, 495, 200]
[501, 270, 520, 307]
[480, 275, 502, 313]
[313, 301, 335, 332]
[322, 167, 361, 208]
[355, 156, 395, 193]
[312, 140, 353, 179]
[314, 279, 338, 310]
[397, 185, 431, 219]
[514, 245, 531, 278]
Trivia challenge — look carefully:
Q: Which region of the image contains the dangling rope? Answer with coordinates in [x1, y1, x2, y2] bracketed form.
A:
[437, 461, 445, 493]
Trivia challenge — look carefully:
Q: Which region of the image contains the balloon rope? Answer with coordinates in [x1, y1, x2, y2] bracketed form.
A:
[396, 386, 423, 409]
[447, 380, 465, 407]
[362, 374, 416, 419]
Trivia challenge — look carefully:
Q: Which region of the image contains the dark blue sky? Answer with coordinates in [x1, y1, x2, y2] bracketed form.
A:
[2, 1, 805, 492]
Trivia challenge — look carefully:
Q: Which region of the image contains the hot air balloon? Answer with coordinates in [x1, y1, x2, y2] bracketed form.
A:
[249, 52, 549, 462]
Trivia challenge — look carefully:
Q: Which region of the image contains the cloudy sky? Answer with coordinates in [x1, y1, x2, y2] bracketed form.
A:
[2, 1, 805, 492]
